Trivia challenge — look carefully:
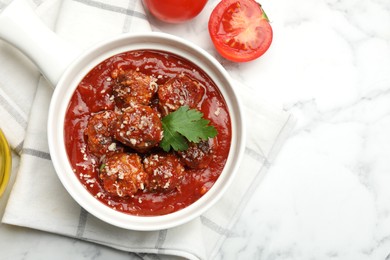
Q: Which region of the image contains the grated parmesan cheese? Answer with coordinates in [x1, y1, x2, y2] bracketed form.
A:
[214, 107, 221, 116]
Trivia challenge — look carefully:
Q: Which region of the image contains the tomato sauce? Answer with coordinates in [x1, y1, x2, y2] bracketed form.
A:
[64, 50, 231, 216]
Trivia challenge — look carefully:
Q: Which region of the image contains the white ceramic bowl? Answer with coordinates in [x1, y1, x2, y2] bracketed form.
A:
[0, 0, 246, 230]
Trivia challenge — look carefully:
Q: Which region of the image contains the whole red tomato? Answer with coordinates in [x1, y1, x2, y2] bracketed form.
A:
[143, 0, 208, 23]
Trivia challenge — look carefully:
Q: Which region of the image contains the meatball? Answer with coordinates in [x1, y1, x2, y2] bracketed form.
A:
[158, 74, 205, 115]
[99, 153, 148, 197]
[143, 154, 186, 192]
[111, 68, 158, 108]
[85, 110, 123, 157]
[178, 140, 213, 169]
[114, 104, 163, 153]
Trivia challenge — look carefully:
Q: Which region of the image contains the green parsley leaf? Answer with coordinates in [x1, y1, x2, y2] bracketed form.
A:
[160, 106, 218, 152]
[99, 163, 106, 172]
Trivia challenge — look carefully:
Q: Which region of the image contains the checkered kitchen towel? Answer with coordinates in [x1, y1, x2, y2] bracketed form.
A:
[0, 0, 295, 259]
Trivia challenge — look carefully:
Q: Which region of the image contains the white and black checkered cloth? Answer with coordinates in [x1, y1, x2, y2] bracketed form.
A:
[0, 0, 295, 259]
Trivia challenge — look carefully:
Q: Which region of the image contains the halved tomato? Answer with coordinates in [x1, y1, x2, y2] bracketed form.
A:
[208, 0, 273, 62]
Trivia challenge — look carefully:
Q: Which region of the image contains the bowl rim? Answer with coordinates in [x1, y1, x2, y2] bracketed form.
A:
[47, 32, 246, 231]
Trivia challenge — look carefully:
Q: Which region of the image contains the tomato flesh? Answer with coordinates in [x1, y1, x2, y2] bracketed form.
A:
[209, 0, 273, 62]
[143, 0, 208, 23]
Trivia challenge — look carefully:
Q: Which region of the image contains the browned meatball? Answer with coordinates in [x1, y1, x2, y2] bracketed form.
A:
[85, 110, 123, 157]
[158, 74, 205, 115]
[143, 154, 186, 192]
[114, 104, 163, 153]
[99, 153, 148, 197]
[178, 140, 213, 169]
[111, 68, 158, 108]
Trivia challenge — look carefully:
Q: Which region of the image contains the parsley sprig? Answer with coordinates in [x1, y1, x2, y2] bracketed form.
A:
[160, 106, 218, 152]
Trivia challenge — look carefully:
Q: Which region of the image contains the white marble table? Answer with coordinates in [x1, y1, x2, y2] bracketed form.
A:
[1, 0, 390, 259]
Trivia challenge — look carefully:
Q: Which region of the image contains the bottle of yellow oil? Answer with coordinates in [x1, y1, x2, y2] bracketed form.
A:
[0, 129, 11, 197]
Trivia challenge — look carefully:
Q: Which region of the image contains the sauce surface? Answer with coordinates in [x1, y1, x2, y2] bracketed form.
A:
[64, 50, 231, 216]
